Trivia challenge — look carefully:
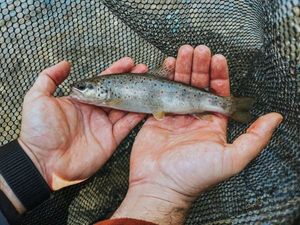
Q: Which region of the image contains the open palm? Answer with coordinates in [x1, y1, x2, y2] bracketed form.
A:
[129, 45, 283, 203]
[19, 58, 148, 190]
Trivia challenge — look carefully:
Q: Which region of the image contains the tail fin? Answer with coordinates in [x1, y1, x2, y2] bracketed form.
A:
[230, 97, 256, 123]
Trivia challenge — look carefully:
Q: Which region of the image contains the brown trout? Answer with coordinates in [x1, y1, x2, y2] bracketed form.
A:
[70, 73, 255, 123]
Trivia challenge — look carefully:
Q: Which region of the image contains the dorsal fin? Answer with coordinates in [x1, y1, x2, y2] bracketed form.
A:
[148, 59, 175, 79]
[148, 67, 171, 79]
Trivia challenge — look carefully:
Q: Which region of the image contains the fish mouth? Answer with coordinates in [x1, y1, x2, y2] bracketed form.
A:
[69, 87, 106, 106]
[69, 87, 84, 100]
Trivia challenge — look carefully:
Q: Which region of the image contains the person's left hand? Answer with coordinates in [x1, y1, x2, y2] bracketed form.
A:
[19, 58, 147, 190]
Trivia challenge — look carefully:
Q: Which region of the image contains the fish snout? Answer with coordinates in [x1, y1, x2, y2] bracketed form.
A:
[69, 87, 85, 100]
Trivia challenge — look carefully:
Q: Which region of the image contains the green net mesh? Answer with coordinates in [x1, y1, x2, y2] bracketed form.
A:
[0, 0, 299, 224]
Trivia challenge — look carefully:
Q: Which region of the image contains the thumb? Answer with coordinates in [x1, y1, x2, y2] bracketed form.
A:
[226, 112, 283, 175]
[30, 61, 71, 96]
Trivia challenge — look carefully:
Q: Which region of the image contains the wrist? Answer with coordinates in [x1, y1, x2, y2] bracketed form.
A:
[112, 183, 192, 225]
[0, 140, 52, 212]
[18, 138, 84, 190]
[17, 138, 49, 187]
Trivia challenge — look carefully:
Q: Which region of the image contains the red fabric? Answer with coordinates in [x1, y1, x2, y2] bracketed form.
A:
[94, 218, 157, 225]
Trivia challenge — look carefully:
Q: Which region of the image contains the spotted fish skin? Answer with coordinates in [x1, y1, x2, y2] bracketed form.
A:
[70, 73, 234, 115]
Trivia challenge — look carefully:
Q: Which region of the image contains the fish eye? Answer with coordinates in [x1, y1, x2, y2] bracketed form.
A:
[87, 83, 93, 89]
[77, 83, 86, 91]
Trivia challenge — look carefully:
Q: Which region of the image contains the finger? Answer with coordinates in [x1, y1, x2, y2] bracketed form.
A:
[109, 110, 127, 124]
[131, 64, 148, 73]
[113, 113, 146, 145]
[100, 107, 112, 114]
[210, 54, 230, 97]
[163, 57, 176, 80]
[175, 45, 194, 84]
[31, 61, 71, 96]
[100, 57, 134, 75]
[228, 113, 283, 174]
[192, 45, 211, 89]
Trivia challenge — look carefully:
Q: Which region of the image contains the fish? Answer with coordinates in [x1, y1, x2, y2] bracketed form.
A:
[70, 73, 255, 123]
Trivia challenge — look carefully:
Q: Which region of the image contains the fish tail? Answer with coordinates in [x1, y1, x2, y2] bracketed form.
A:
[229, 96, 256, 123]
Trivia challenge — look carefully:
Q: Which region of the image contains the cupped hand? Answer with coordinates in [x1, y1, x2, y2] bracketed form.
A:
[113, 45, 283, 224]
[19, 58, 148, 190]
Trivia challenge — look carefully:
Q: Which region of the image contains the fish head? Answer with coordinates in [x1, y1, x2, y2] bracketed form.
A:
[70, 78, 110, 104]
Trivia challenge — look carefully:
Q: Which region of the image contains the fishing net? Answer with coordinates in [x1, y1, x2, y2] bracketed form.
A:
[0, 0, 299, 224]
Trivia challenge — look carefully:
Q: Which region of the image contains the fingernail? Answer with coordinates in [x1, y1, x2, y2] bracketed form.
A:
[179, 45, 193, 53]
[196, 45, 210, 53]
[276, 114, 284, 127]
[163, 57, 169, 65]
[65, 60, 72, 67]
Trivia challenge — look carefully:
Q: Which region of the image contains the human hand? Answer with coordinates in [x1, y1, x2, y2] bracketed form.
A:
[19, 58, 148, 190]
[112, 45, 283, 224]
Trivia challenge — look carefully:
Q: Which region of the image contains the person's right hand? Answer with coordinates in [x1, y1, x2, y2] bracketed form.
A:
[18, 58, 148, 191]
[112, 45, 283, 224]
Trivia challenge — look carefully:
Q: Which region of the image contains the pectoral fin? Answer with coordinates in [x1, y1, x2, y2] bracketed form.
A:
[153, 111, 165, 121]
[193, 112, 214, 121]
[106, 99, 123, 106]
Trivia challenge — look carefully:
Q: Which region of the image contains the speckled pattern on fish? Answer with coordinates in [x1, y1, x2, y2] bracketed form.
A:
[70, 73, 254, 122]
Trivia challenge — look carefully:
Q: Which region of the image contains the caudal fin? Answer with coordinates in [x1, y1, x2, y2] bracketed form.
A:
[231, 97, 256, 123]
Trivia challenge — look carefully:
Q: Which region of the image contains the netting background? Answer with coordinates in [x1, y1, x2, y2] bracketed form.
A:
[0, 0, 299, 224]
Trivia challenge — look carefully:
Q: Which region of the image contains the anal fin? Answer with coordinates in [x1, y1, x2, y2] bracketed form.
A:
[153, 111, 165, 121]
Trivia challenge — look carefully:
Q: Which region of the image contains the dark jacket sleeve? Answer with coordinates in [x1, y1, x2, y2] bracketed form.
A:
[95, 218, 158, 225]
[0, 211, 10, 225]
[0, 140, 52, 225]
[0, 190, 21, 225]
